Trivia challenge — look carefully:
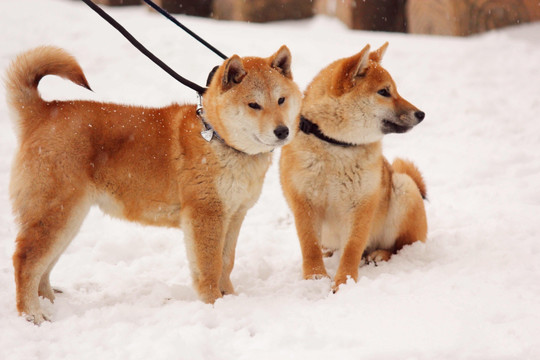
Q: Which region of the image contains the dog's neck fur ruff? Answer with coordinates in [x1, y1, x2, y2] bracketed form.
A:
[299, 115, 357, 147]
[196, 105, 248, 155]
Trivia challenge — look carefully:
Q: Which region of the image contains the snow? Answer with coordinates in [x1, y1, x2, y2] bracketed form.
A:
[1, 0, 540, 358]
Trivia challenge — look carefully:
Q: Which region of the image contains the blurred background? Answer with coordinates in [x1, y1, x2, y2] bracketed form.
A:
[91, 0, 540, 36]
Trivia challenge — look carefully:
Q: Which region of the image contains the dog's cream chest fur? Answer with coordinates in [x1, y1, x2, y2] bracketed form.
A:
[288, 135, 382, 249]
[212, 142, 272, 213]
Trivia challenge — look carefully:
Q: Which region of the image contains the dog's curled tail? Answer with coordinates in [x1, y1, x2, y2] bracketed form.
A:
[5, 46, 91, 139]
[392, 158, 427, 200]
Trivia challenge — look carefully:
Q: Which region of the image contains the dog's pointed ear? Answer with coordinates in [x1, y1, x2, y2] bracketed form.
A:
[332, 44, 370, 95]
[341, 44, 371, 82]
[270, 45, 293, 79]
[369, 42, 388, 63]
[222, 55, 246, 90]
[351, 44, 371, 78]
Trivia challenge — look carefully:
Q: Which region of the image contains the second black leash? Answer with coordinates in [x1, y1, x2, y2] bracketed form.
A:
[141, 0, 228, 60]
[80, 0, 208, 95]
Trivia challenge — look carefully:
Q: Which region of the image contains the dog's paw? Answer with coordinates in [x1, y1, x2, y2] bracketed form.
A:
[305, 273, 330, 281]
[219, 283, 236, 297]
[38, 286, 56, 304]
[322, 247, 335, 258]
[303, 267, 329, 281]
[366, 249, 392, 265]
[24, 311, 51, 326]
[331, 281, 345, 294]
[198, 288, 223, 305]
[331, 272, 358, 293]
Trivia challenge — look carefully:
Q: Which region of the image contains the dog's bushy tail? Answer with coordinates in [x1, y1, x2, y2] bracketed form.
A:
[392, 158, 427, 200]
[5, 46, 91, 140]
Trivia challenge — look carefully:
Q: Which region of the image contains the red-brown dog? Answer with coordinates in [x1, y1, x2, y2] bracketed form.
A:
[6, 45, 302, 324]
[280, 43, 427, 291]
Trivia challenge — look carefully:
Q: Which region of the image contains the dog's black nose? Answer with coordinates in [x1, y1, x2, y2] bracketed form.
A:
[274, 126, 289, 140]
[415, 111, 425, 122]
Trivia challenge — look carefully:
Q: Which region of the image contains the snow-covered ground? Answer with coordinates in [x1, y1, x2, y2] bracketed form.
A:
[1, 0, 540, 358]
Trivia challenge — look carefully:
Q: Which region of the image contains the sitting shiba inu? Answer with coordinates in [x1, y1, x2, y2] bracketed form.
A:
[6, 45, 301, 324]
[280, 43, 427, 291]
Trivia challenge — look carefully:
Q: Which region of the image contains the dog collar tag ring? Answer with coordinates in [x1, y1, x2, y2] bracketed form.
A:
[196, 94, 213, 142]
[196, 93, 203, 115]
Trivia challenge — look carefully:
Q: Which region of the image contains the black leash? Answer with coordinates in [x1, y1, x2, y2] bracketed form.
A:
[141, 0, 228, 60]
[299, 116, 357, 147]
[81, 0, 207, 95]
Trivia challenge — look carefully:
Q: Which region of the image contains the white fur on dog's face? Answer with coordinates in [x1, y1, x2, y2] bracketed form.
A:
[337, 91, 387, 145]
[217, 71, 301, 154]
[337, 77, 422, 144]
[203, 46, 302, 155]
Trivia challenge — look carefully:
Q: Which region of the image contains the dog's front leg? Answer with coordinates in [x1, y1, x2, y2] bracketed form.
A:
[332, 195, 378, 292]
[289, 195, 328, 280]
[181, 206, 225, 304]
[219, 208, 247, 296]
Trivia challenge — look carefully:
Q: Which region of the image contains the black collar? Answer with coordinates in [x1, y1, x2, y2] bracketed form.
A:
[299, 115, 356, 147]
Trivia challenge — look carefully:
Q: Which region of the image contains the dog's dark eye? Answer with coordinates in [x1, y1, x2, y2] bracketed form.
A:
[278, 97, 285, 105]
[248, 102, 262, 110]
[377, 88, 391, 97]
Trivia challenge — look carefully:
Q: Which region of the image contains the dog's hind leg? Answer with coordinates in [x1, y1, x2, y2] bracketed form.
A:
[13, 192, 90, 324]
[385, 171, 427, 255]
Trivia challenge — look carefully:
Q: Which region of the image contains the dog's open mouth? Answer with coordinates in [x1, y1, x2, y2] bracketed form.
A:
[381, 120, 411, 134]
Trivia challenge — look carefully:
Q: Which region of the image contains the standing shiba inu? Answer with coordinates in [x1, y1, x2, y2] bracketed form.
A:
[280, 43, 427, 291]
[6, 45, 301, 324]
